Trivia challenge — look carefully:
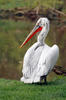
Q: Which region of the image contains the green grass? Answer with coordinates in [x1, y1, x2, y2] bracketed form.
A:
[0, 77, 66, 100]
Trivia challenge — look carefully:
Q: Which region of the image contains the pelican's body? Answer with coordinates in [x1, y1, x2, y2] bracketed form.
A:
[20, 18, 59, 83]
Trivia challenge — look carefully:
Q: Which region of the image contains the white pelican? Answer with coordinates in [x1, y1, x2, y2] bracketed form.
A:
[20, 17, 59, 84]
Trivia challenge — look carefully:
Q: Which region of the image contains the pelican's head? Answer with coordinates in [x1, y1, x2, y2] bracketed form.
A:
[36, 18, 50, 43]
[20, 17, 50, 48]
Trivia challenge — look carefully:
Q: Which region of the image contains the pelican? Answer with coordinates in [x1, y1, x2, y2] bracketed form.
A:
[20, 17, 59, 84]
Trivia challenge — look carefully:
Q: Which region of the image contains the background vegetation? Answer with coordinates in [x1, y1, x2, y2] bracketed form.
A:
[0, 0, 66, 100]
[0, 0, 66, 80]
[0, 0, 63, 9]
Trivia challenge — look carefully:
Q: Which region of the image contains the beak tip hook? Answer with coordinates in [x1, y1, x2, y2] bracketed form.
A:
[19, 44, 24, 48]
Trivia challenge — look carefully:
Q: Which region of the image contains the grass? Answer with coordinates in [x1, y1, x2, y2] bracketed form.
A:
[0, 77, 66, 100]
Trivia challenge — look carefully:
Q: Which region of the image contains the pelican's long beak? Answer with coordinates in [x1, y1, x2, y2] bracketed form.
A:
[19, 25, 43, 48]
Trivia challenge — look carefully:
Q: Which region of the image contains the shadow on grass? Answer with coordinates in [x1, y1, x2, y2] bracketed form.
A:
[32, 81, 58, 86]
[23, 81, 58, 86]
[27, 80, 63, 86]
[20, 77, 66, 86]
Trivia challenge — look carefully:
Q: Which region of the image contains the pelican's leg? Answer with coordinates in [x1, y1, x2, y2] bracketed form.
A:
[40, 75, 47, 85]
[43, 75, 47, 85]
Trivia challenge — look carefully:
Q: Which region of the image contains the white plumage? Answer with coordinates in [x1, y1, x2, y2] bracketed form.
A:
[20, 18, 59, 83]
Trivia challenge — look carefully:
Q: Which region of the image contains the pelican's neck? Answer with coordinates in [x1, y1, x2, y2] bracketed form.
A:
[37, 27, 48, 45]
[37, 36, 45, 45]
[37, 31, 46, 45]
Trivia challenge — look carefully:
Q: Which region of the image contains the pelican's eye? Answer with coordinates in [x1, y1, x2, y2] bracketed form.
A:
[46, 23, 48, 28]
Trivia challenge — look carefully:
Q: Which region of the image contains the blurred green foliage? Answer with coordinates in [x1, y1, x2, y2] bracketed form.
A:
[0, 0, 63, 9]
[0, 19, 35, 63]
[0, 0, 66, 80]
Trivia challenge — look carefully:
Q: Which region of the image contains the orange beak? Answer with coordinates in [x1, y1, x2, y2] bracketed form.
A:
[19, 25, 43, 48]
